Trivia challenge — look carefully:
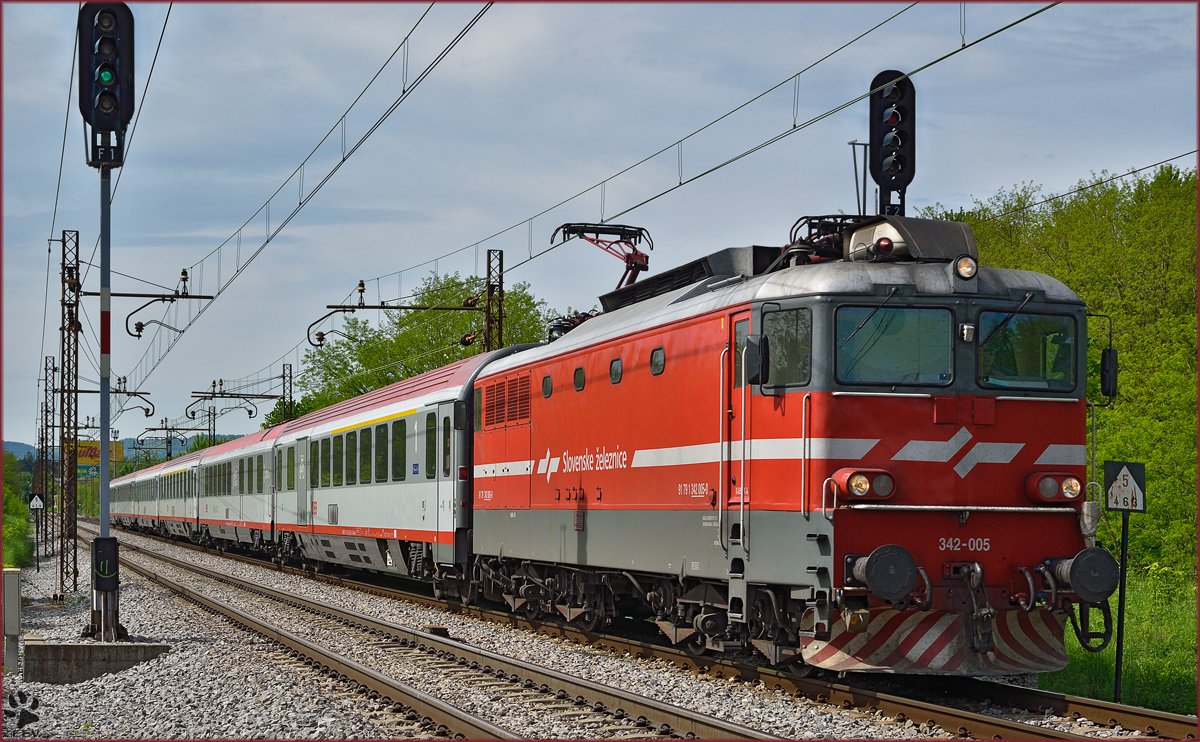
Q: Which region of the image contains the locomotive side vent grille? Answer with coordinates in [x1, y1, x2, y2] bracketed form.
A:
[485, 375, 532, 428]
[485, 381, 505, 427]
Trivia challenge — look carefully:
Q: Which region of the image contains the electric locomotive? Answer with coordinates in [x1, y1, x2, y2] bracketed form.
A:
[109, 213, 1119, 677]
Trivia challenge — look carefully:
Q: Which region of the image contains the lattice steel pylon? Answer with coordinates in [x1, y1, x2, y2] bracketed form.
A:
[282, 363, 294, 421]
[484, 249, 504, 351]
[38, 356, 57, 556]
[58, 230, 81, 596]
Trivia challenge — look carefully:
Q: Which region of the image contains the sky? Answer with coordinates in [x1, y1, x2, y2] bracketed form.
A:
[3, 2, 1196, 447]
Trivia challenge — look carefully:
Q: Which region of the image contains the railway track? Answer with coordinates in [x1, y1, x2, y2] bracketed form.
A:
[95, 522, 1196, 740]
[84, 527, 784, 740]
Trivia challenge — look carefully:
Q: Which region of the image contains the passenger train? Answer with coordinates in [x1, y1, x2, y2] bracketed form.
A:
[111, 213, 1120, 676]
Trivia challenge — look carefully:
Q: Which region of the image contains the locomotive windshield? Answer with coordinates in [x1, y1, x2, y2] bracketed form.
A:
[835, 306, 952, 385]
[978, 312, 1076, 391]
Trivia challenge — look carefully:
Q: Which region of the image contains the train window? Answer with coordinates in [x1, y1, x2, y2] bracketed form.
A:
[275, 451, 281, 492]
[573, 367, 585, 391]
[225, 462, 232, 496]
[442, 416, 451, 477]
[392, 420, 407, 481]
[257, 455, 264, 494]
[474, 388, 483, 428]
[332, 435, 344, 486]
[310, 441, 320, 487]
[238, 459, 245, 494]
[320, 438, 331, 487]
[609, 358, 622, 384]
[650, 347, 666, 376]
[733, 321, 749, 387]
[762, 307, 813, 386]
[542, 375, 552, 398]
[287, 446, 295, 490]
[836, 306, 952, 386]
[346, 432, 357, 484]
[425, 413, 436, 479]
[360, 427, 372, 484]
[978, 312, 1076, 391]
[375, 424, 388, 483]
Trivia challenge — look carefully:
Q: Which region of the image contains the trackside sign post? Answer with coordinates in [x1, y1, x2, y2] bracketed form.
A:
[1103, 460, 1146, 704]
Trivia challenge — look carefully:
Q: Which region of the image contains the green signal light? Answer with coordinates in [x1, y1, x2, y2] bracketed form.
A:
[98, 68, 115, 85]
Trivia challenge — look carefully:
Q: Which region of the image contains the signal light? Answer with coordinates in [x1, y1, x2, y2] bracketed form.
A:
[78, 3, 135, 134]
[868, 70, 916, 195]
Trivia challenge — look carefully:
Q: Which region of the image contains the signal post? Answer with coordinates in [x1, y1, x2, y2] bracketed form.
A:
[77, 1, 134, 641]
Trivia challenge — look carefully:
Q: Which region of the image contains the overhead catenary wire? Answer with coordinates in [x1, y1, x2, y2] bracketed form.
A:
[177, 3, 1045, 412]
[508, 2, 1061, 273]
[361, 2, 920, 289]
[967, 149, 1199, 225]
[80, 4, 173, 288]
[115, 4, 490, 413]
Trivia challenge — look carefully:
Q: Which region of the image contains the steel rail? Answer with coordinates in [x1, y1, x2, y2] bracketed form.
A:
[923, 677, 1197, 740]
[114, 538, 785, 741]
[99, 523, 1187, 740]
[95, 536, 517, 740]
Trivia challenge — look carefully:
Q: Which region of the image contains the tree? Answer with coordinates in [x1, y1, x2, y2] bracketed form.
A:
[3, 450, 33, 567]
[922, 165, 1197, 573]
[262, 270, 557, 424]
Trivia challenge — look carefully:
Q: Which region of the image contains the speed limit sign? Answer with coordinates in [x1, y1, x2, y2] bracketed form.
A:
[1104, 461, 1147, 513]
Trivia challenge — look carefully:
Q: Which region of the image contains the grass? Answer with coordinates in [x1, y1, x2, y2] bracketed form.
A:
[1039, 566, 1197, 716]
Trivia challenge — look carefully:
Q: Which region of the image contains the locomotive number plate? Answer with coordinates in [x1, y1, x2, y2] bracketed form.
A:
[938, 537, 991, 552]
[678, 482, 709, 497]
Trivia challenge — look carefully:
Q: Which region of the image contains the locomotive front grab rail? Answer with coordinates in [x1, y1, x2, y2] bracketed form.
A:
[801, 393, 811, 520]
[821, 478, 837, 522]
[718, 343, 729, 554]
[740, 343, 749, 554]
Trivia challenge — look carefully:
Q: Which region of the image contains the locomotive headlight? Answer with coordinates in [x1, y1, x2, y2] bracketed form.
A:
[872, 473, 895, 497]
[1061, 477, 1082, 499]
[954, 255, 978, 279]
[1037, 476, 1058, 500]
[848, 474, 871, 497]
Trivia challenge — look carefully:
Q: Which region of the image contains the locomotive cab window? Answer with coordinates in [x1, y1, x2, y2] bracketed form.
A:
[836, 306, 952, 386]
[762, 307, 812, 386]
[609, 358, 622, 384]
[650, 347, 666, 376]
[978, 312, 1076, 391]
[474, 387, 484, 428]
[573, 367, 585, 391]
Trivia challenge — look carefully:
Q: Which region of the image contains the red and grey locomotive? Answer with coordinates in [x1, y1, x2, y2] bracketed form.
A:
[111, 212, 1119, 677]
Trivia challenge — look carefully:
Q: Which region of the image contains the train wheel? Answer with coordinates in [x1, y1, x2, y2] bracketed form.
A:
[577, 610, 606, 633]
[520, 600, 543, 621]
[788, 660, 818, 679]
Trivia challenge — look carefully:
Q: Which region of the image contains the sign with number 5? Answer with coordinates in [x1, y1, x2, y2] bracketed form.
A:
[1104, 461, 1147, 513]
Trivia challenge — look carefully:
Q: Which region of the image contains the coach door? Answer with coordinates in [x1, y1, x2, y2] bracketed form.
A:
[296, 437, 310, 527]
[435, 402, 456, 563]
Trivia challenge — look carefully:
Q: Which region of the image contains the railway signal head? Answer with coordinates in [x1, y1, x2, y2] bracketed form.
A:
[868, 70, 915, 192]
[78, 3, 135, 132]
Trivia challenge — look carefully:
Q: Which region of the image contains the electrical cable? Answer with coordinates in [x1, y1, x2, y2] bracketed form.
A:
[80, 4, 174, 288]
[363, 2, 919, 287]
[117, 4, 489, 405]
[968, 149, 1198, 225]
[506, 2, 1061, 273]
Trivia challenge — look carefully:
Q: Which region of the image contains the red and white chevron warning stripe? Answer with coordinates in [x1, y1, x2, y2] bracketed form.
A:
[800, 607, 1068, 675]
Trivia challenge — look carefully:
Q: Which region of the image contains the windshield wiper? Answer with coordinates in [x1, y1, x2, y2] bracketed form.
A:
[978, 291, 1035, 348]
[839, 286, 900, 348]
